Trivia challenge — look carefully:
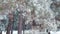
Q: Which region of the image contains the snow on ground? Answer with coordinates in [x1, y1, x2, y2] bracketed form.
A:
[2, 30, 47, 34]
[50, 31, 60, 34]
[2, 31, 18, 34]
[2, 30, 60, 34]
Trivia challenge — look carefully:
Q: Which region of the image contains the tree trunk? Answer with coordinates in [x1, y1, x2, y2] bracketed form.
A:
[11, 23, 13, 34]
[6, 12, 14, 34]
[0, 31, 2, 34]
[6, 23, 11, 34]
[18, 14, 23, 34]
[22, 18, 26, 34]
[6, 21, 13, 34]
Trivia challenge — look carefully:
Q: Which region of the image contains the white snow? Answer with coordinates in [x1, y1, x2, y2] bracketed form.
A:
[2, 31, 60, 34]
[2, 31, 18, 34]
[50, 31, 60, 34]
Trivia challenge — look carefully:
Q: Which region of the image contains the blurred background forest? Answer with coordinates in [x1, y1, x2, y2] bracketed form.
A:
[0, 0, 60, 34]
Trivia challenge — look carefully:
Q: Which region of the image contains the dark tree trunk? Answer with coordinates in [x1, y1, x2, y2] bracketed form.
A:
[6, 23, 11, 34]
[6, 23, 13, 34]
[18, 14, 23, 34]
[48, 32, 50, 34]
[6, 12, 14, 34]
[6, 22, 13, 34]
[11, 23, 13, 34]
[0, 31, 2, 34]
[22, 17, 26, 34]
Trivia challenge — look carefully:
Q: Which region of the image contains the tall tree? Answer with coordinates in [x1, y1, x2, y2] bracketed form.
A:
[6, 12, 14, 34]
[18, 12, 23, 34]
